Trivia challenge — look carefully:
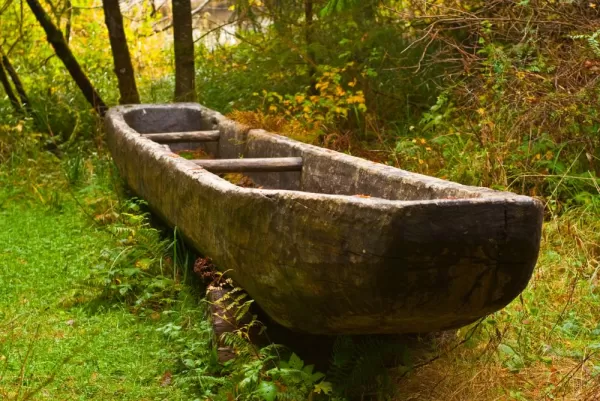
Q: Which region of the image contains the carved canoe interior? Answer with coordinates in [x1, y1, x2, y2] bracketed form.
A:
[123, 105, 493, 201]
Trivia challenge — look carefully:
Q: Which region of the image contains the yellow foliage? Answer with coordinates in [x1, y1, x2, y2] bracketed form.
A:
[256, 65, 368, 135]
[346, 92, 366, 104]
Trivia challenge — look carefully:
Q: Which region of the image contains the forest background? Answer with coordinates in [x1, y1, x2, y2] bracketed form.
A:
[0, 0, 600, 400]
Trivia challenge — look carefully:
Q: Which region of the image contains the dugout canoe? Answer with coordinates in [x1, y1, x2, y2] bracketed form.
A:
[105, 103, 543, 335]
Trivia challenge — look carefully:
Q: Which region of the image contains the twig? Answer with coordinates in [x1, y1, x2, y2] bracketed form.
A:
[547, 271, 580, 339]
[0, 0, 14, 15]
[153, 0, 210, 33]
[545, 351, 597, 399]
[192, 18, 244, 43]
[401, 318, 485, 377]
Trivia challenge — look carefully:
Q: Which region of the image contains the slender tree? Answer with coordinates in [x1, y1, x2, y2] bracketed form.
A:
[0, 60, 21, 113]
[25, 0, 107, 115]
[171, 0, 196, 102]
[1, 49, 31, 112]
[102, 0, 140, 104]
[64, 0, 72, 43]
[304, 0, 317, 95]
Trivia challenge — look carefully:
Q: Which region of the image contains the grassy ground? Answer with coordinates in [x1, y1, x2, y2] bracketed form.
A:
[0, 153, 208, 400]
[0, 145, 331, 401]
[0, 202, 187, 400]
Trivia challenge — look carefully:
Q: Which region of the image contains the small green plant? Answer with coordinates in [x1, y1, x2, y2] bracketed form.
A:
[64, 151, 85, 185]
[571, 29, 600, 58]
[217, 340, 334, 401]
[188, 262, 336, 400]
[82, 199, 184, 310]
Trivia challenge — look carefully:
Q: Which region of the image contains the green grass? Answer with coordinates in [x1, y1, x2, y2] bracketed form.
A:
[0, 141, 336, 400]
[0, 172, 201, 400]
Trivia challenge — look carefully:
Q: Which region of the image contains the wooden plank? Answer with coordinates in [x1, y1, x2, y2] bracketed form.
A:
[142, 130, 220, 143]
[192, 157, 303, 173]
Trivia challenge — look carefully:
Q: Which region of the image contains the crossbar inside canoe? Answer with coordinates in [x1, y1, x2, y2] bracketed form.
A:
[193, 157, 303, 173]
[143, 130, 220, 143]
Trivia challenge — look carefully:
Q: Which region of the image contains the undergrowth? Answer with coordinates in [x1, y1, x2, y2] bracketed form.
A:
[1, 124, 407, 400]
[0, 139, 195, 399]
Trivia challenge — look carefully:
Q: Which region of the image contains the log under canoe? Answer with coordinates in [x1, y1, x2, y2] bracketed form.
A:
[105, 103, 543, 335]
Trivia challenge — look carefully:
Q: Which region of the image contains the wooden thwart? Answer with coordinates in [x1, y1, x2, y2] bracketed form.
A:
[193, 157, 303, 173]
[143, 130, 220, 143]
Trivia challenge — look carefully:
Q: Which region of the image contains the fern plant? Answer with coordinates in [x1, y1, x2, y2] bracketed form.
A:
[221, 343, 334, 401]
[571, 29, 600, 58]
[81, 198, 184, 310]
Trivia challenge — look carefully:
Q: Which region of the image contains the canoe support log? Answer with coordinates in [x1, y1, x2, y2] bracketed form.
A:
[192, 157, 303, 173]
[143, 130, 220, 143]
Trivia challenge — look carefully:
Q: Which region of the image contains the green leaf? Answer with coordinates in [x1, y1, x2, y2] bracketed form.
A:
[498, 344, 525, 372]
[288, 353, 304, 370]
[311, 372, 325, 383]
[302, 364, 314, 375]
[118, 285, 131, 295]
[121, 267, 140, 277]
[256, 381, 278, 401]
[313, 381, 333, 395]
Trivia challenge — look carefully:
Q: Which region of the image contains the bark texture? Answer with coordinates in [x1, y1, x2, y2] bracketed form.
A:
[171, 0, 196, 102]
[102, 0, 140, 104]
[25, 0, 107, 115]
[0, 60, 21, 112]
[1, 52, 31, 112]
[304, 0, 317, 95]
[64, 0, 72, 42]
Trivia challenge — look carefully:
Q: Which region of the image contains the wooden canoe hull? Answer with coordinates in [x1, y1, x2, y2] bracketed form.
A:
[105, 104, 543, 335]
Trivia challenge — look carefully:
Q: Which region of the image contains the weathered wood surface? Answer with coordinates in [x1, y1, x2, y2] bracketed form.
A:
[192, 157, 303, 173]
[143, 130, 220, 142]
[105, 103, 544, 335]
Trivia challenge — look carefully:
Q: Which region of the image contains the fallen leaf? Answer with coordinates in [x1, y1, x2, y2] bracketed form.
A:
[160, 371, 172, 387]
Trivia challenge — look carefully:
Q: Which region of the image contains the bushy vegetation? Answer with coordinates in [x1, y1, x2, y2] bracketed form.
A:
[1, 0, 600, 399]
[0, 130, 199, 399]
[0, 127, 349, 400]
[199, 1, 600, 211]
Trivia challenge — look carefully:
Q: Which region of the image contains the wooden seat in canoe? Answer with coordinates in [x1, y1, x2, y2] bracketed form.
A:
[142, 130, 220, 143]
[192, 157, 303, 173]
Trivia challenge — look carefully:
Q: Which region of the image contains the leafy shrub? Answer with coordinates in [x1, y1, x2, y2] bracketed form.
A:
[84, 199, 184, 310]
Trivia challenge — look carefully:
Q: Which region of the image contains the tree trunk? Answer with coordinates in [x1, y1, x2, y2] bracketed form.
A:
[64, 0, 72, 42]
[0, 61, 22, 113]
[171, 0, 196, 102]
[305, 0, 317, 95]
[102, 0, 140, 104]
[25, 0, 107, 115]
[1, 52, 31, 112]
